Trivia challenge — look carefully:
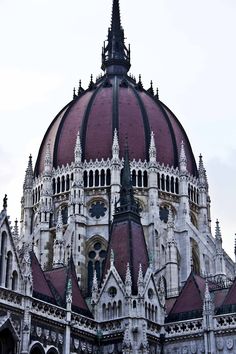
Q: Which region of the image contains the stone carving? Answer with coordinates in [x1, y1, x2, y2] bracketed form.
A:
[226, 338, 234, 350]
[216, 337, 224, 351]
[36, 326, 42, 337]
[74, 339, 80, 349]
[51, 331, 57, 342]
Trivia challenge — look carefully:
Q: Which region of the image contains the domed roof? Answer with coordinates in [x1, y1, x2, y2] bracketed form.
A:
[35, 0, 197, 177]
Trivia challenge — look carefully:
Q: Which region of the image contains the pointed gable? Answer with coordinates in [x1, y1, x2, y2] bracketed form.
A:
[30, 252, 56, 304]
[167, 273, 215, 321]
[217, 277, 236, 314]
[45, 259, 92, 317]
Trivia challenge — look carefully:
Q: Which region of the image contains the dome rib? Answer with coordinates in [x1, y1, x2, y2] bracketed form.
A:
[112, 76, 119, 132]
[129, 84, 151, 161]
[80, 84, 103, 161]
[34, 102, 72, 176]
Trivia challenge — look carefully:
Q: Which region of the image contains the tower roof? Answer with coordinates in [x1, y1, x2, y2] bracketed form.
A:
[34, 0, 197, 177]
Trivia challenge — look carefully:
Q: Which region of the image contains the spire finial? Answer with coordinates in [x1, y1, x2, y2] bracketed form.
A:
[102, 0, 131, 74]
[149, 131, 156, 162]
[215, 219, 222, 240]
[119, 144, 136, 209]
[112, 128, 119, 159]
[24, 155, 33, 190]
[179, 141, 187, 173]
[74, 130, 82, 164]
[147, 80, 154, 96]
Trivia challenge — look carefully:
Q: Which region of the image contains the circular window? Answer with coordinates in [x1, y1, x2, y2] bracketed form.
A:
[88, 251, 96, 259]
[94, 242, 101, 251]
[108, 286, 117, 298]
[89, 201, 107, 219]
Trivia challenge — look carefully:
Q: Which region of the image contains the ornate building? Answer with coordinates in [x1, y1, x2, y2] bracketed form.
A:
[0, 1, 236, 353]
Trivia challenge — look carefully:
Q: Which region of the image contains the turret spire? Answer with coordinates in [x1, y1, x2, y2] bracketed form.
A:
[102, 0, 131, 74]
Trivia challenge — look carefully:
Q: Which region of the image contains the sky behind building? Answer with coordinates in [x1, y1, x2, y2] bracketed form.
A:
[0, 0, 235, 258]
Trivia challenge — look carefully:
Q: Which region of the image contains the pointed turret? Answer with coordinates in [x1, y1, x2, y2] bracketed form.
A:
[74, 130, 82, 165]
[214, 220, 226, 279]
[112, 128, 119, 160]
[198, 154, 208, 189]
[137, 264, 144, 296]
[179, 141, 187, 174]
[149, 131, 156, 162]
[125, 263, 132, 296]
[102, 0, 131, 74]
[44, 144, 52, 176]
[53, 209, 65, 268]
[24, 155, 33, 190]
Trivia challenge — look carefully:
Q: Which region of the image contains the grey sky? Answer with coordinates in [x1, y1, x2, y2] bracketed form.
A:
[0, 0, 235, 258]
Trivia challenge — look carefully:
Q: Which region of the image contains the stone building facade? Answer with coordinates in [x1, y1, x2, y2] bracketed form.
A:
[0, 1, 236, 353]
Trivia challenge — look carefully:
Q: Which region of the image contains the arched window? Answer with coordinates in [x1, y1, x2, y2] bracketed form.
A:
[157, 173, 160, 189]
[95, 170, 99, 187]
[61, 206, 68, 225]
[61, 176, 65, 193]
[132, 170, 136, 186]
[161, 174, 165, 191]
[175, 178, 179, 194]
[12, 271, 18, 291]
[57, 177, 60, 194]
[30, 343, 45, 354]
[138, 171, 142, 187]
[89, 171, 93, 187]
[0, 232, 7, 286]
[106, 169, 111, 186]
[159, 205, 169, 223]
[101, 170, 105, 186]
[5, 251, 13, 288]
[83, 171, 88, 187]
[143, 171, 148, 187]
[171, 177, 175, 193]
[87, 240, 107, 296]
[66, 174, 70, 191]
[52, 178, 56, 194]
[191, 239, 200, 275]
[166, 175, 170, 192]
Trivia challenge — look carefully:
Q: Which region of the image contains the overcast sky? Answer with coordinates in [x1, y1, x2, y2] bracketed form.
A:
[0, 0, 235, 258]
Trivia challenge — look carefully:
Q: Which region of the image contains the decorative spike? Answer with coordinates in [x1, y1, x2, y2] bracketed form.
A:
[24, 155, 33, 190]
[147, 80, 154, 96]
[215, 219, 222, 240]
[88, 75, 95, 90]
[138, 264, 144, 285]
[78, 80, 84, 95]
[73, 87, 76, 99]
[13, 219, 19, 237]
[204, 279, 211, 302]
[149, 131, 156, 162]
[198, 154, 208, 189]
[155, 87, 159, 100]
[66, 278, 72, 304]
[56, 208, 63, 233]
[74, 130, 82, 164]
[136, 74, 143, 90]
[125, 263, 132, 286]
[179, 141, 187, 173]
[112, 128, 119, 159]
[102, 0, 131, 73]
[110, 249, 115, 267]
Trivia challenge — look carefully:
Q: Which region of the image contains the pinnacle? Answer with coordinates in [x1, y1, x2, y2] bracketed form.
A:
[215, 219, 222, 240]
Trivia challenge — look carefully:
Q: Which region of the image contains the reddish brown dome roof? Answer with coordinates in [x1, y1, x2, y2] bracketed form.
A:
[35, 0, 197, 177]
[35, 75, 197, 176]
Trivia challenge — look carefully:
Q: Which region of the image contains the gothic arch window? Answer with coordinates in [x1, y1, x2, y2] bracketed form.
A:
[171, 177, 175, 193]
[159, 205, 169, 223]
[101, 170, 105, 186]
[47, 348, 58, 354]
[86, 238, 107, 295]
[0, 232, 7, 285]
[132, 170, 136, 186]
[57, 177, 60, 194]
[158, 276, 167, 298]
[66, 174, 70, 191]
[95, 170, 99, 187]
[61, 176, 65, 192]
[166, 175, 170, 192]
[175, 178, 179, 194]
[57, 205, 68, 225]
[143, 170, 148, 187]
[52, 178, 56, 194]
[83, 171, 88, 187]
[30, 343, 45, 354]
[106, 169, 111, 186]
[12, 271, 18, 291]
[157, 173, 160, 189]
[138, 170, 142, 187]
[89, 170, 93, 187]
[191, 239, 200, 275]
[5, 251, 13, 288]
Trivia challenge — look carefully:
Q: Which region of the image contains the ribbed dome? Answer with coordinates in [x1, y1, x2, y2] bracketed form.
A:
[35, 76, 197, 177]
[35, 0, 197, 177]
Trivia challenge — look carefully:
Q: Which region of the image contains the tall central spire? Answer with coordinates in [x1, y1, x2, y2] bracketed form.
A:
[102, 0, 131, 75]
